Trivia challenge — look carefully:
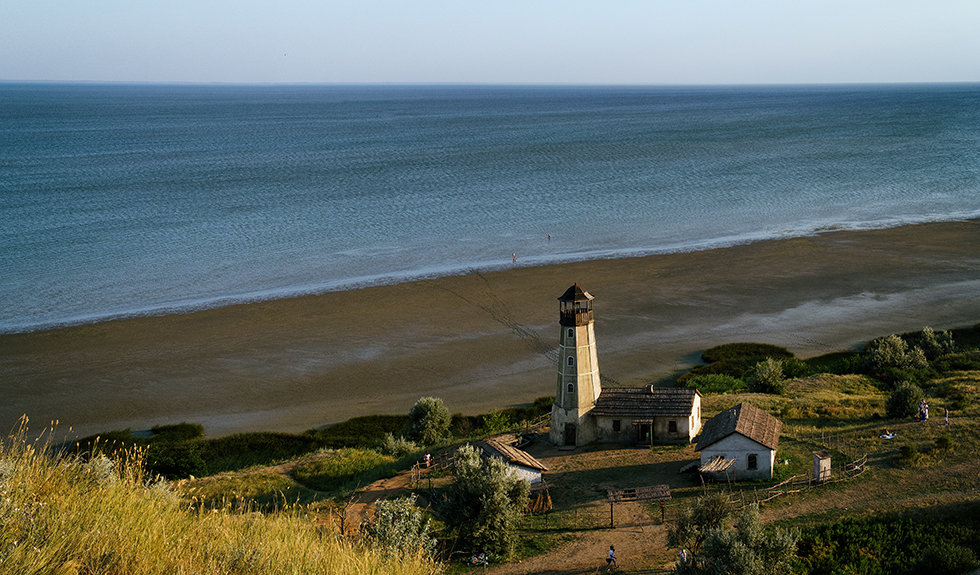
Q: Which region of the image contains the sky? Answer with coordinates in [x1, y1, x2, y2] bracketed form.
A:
[3, 1, 980, 85]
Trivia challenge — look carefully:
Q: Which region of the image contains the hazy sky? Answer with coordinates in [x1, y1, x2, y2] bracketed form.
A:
[3, 1, 980, 84]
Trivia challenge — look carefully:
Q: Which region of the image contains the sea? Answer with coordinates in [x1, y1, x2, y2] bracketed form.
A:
[2, 83, 980, 334]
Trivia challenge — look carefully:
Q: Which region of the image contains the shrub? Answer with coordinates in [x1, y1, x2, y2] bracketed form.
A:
[378, 433, 419, 457]
[150, 422, 204, 442]
[681, 374, 747, 394]
[916, 326, 956, 360]
[443, 444, 530, 557]
[749, 358, 787, 394]
[898, 444, 920, 467]
[919, 544, 979, 575]
[933, 350, 980, 373]
[804, 351, 863, 375]
[668, 492, 736, 560]
[405, 397, 452, 445]
[885, 381, 924, 419]
[934, 434, 955, 453]
[481, 410, 512, 435]
[702, 343, 793, 364]
[866, 334, 929, 373]
[312, 415, 409, 449]
[361, 495, 436, 559]
[697, 504, 799, 575]
[197, 432, 323, 474]
[147, 443, 207, 479]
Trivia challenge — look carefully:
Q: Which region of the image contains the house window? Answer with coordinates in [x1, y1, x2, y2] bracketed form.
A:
[612, 420, 621, 432]
[668, 420, 678, 433]
[567, 356, 574, 366]
[748, 454, 758, 470]
[567, 383, 574, 394]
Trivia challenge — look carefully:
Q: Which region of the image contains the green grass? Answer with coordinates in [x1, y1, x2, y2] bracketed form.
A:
[292, 448, 398, 494]
[0, 420, 441, 575]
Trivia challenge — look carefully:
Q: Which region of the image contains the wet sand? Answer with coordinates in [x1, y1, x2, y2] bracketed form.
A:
[2, 220, 979, 439]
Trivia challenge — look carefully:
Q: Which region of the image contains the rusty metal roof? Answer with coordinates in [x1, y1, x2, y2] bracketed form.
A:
[590, 386, 699, 418]
[695, 402, 781, 452]
[480, 438, 549, 472]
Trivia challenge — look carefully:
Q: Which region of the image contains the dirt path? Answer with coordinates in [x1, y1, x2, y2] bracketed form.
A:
[489, 502, 673, 575]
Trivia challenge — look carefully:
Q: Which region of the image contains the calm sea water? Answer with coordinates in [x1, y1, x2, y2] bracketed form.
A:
[2, 83, 980, 333]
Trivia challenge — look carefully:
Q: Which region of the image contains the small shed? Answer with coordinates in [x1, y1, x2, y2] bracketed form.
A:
[479, 438, 549, 484]
[695, 403, 781, 481]
[813, 450, 831, 483]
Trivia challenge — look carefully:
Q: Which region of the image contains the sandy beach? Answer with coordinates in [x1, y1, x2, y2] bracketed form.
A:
[2, 219, 979, 439]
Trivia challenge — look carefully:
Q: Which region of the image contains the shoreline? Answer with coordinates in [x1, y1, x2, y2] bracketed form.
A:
[7, 215, 980, 337]
[3, 219, 979, 439]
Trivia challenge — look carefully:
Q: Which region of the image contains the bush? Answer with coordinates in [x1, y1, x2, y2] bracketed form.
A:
[443, 444, 530, 558]
[697, 504, 799, 575]
[150, 423, 204, 442]
[681, 374, 747, 394]
[378, 433, 419, 457]
[361, 495, 436, 559]
[146, 443, 208, 479]
[915, 326, 956, 360]
[804, 351, 863, 375]
[898, 444, 920, 467]
[749, 358, 787, 394]
[197, 432, 323, 474]
[866, 334, 929, 373]
[702, 343, 794, 364]
[885, 381, 924, 419]
[934, 434, 955, 453]
[404, 397, 451, 445]
[312, 415, 409, 449]
[481, 410, 512, 435]
[933, 350, 980, 373]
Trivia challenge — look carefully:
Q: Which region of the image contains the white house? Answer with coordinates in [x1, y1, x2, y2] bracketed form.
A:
[479, 438, 549, 484]
[695, 403, 781, 481]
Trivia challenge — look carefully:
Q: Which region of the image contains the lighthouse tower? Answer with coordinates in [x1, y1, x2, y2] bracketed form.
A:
[549, 284, 602, 447]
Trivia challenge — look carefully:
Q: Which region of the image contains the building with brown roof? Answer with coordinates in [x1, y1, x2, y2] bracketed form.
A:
[695, 402, 782, 480]
[549, 284, 702, 448]
[479, 437, 549, 484]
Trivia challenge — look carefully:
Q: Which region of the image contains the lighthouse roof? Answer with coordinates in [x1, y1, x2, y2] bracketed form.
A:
[558, 283, 594, 302]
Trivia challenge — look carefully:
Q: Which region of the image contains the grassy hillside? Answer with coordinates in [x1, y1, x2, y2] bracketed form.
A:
[0, 419, 440, 575]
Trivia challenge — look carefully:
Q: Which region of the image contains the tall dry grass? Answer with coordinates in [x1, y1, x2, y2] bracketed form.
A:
[1, 417, 441, 575]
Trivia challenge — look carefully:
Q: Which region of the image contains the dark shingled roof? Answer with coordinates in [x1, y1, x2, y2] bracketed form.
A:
[558, 283, 594, 302]
[480, 438, 549, 472]
[590, 386, 699, 418]
[695, 402, 781, 452]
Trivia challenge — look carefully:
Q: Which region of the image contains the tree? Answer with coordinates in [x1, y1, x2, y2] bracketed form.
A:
[404, 397, 451, 445]
[361, 494, 436, 559]
[697, 504, 799, 575]
[918, 326, 955, 360]
[668, 492, 736, 569]
[749, 358, 786, 394]
[886, 381, 924, 419]
[443, 444, 530, 557]
[866, 334, 929, 373]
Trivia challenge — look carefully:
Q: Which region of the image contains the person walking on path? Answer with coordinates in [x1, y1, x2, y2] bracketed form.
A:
[606, 545, 617, 569]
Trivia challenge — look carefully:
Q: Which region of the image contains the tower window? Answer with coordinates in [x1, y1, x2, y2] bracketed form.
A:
[567, 383, 573, 394]
[567, 328, 574, 338]
[748, 454, 758, 470]
[567, 356, 574, 366]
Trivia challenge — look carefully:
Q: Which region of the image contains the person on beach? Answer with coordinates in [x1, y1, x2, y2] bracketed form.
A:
[606, 545, 617, 568]
[512, 252, 517, 263]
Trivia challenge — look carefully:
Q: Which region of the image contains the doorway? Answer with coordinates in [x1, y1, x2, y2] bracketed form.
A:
[564, 423, 576, 446]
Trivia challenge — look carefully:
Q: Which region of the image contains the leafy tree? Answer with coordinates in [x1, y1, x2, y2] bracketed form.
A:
[917, 326, 955, 360]
[668, 492, 736, 568]
[361, 494, 436, 559]
[866, 334, 929, 373]
[697, 504, 799, 575]
[443, 444, 530, 557]
[404, 397, 451, 445]
[885, 381, 924, 419]
[377, 433, 418, 457]
[749, 358, 787, 394]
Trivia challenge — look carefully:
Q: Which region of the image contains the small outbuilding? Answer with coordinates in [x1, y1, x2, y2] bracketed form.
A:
[479, 438, 549, 484]
[695, 403, 781, 481]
